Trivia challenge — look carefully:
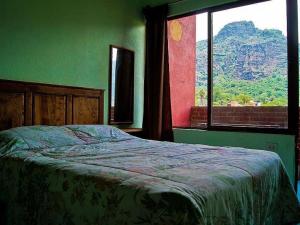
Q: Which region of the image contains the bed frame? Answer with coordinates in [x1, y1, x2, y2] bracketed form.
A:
[0, 79, 104, 131]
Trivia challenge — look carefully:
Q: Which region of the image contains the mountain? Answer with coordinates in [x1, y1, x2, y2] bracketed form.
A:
[195, 21, 290, 106]
[196, 21, 287, 83]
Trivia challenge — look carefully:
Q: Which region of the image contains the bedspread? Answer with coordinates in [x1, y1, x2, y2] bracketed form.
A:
[0, 125, 299, 225]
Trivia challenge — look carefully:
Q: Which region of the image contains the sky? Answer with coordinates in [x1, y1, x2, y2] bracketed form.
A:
[196, 0, 289, 41]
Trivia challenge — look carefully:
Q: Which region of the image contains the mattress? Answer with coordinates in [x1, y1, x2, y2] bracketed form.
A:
[0, 125, 299, 225]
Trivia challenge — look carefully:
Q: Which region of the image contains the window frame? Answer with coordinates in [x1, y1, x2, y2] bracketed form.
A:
[168, 0, 299, 135]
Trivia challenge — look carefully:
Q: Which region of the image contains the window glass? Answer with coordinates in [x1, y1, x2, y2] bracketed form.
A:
[168, 0, 289, 130]
[211, 0, 288, 128]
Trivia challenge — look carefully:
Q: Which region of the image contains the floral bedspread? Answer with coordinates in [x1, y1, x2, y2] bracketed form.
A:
[0, 125, 299, 225]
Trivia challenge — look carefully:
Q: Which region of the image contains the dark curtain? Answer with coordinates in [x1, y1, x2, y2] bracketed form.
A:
[143, 5, 174, 141]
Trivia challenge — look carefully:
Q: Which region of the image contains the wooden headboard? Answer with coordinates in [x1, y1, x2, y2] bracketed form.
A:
[0, 79, 104, 131]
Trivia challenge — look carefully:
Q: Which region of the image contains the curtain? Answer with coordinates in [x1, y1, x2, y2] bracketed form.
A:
[143, 5, 174, 141]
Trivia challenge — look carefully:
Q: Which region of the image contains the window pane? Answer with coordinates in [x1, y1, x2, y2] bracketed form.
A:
[194, 13, 208, 128]
[211, 0, 288, 128]
[168, 13, 208, 128]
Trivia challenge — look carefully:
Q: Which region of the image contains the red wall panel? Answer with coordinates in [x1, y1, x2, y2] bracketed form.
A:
[168, 16, 196, 127]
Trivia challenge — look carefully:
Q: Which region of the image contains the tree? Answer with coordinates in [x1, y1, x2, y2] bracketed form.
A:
[198, 89, 206, 106]
[234, 94, 252, 105]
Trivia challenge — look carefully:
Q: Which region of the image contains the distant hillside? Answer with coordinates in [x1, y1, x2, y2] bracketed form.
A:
[197, 21, 287, 82]
[196, 21, 289, 106]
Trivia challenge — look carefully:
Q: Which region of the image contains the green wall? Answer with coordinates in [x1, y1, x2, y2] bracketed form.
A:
[174, 129, 296, 184]
[0, 0, 145, 127]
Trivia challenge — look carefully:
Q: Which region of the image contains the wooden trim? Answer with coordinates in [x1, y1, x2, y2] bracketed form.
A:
[121, 128, 143, 138]
[66, 95, 73, 124]
[99, 95, 104, 124]
[0, 79, 104, 130]
[121, 128, 142, 133]
[0, 79, 102, 92]
[25, 91, 32, 126]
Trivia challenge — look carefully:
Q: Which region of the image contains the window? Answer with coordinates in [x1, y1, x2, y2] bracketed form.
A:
[211, 0, 288, 128]
[168, 0, 298, 133]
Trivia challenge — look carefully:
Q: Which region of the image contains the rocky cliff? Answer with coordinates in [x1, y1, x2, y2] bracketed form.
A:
[196, 21, 287, 83]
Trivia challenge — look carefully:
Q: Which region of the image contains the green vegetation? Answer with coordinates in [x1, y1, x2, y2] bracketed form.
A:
[196, 74, 287, 106]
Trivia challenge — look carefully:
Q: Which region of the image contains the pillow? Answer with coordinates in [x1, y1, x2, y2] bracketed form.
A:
[66, 125, 131, 142]
[0, 125, 132, 155]
[0, 129, 29, 154]
[0, 126, 85, 153]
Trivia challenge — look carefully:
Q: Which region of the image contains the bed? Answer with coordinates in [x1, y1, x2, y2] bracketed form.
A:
[0, 80, 299, 225]
[0, 125, 299, 225]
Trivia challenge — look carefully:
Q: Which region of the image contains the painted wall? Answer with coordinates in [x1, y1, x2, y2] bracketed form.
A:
[0, 0, 237, 129]
[168, 16, 196, 127]
[174, 129, 296, 183]
[0, 0, 145, 127]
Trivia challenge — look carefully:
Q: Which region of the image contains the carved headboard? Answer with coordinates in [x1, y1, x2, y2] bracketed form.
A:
[0, 79, 104, 131]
